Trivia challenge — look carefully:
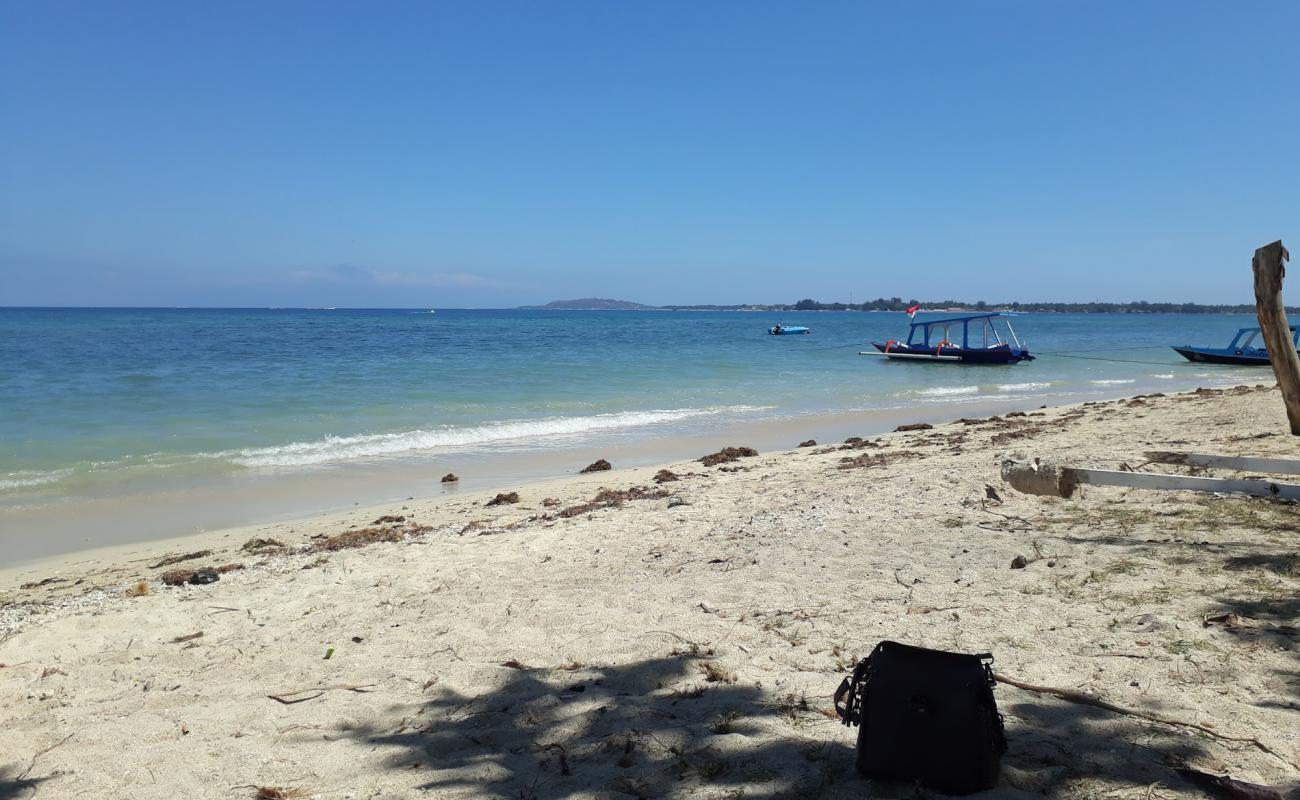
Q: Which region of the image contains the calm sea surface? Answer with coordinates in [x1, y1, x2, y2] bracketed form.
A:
[0, 308, 1268, 511]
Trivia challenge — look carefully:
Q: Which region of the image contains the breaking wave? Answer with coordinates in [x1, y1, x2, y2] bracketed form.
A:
[225, 406, 766, 468]
[997, 382, 1052, 392]
[0, 469, 73, 491]
[913, 386, 980, 397]
[1090, 379, 1136, 385]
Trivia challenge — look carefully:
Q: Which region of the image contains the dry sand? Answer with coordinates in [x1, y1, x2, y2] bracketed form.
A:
[1, 385, 1297, 799]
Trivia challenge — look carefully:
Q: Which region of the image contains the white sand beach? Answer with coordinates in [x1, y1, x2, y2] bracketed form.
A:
[2, 385, 1297, 799]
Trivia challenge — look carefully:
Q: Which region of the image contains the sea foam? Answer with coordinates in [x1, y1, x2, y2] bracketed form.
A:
[0, 469, 73, 491]
[227, 406, 763, 468]
[1090, 379, 1136, 385]
[914, 386, 980, 397]
[997, 382, 1052, 392]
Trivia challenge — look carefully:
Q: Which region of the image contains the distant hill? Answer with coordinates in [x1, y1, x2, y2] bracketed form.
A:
[520, 297, 1292, 313]
[660, 298, 1299, 314]
[522, 298, 658, 310]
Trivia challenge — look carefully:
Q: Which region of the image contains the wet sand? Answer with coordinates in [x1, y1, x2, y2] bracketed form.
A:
[2, 393, 1083, 569]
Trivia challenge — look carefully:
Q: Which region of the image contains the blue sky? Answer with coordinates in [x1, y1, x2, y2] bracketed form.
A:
[2, 1, 1298, 307]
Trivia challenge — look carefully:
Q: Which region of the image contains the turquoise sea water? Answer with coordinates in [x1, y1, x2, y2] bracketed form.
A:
[0, 308, 1269, 510]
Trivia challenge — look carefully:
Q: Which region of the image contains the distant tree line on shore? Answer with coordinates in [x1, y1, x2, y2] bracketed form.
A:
[664, 298, 1298, 314]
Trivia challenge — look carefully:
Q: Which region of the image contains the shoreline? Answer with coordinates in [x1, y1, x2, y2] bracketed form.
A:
[0, 377, 1279, 595]
[0, 373, 1258, 571]
[2, 381, 1297, 798]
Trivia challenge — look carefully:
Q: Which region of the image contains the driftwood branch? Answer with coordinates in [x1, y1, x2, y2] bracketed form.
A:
[1063, 467, 1300, 500]
[994, 672, 1295, 767]
[1144, 451, 1300, 476]
[10, 732, 75, 796]
[266, 683, 377, 705]
[18, 733, 74, 780]
[1175, 768, 1295, 800]
[893, 569, 916, 603]
[1252, 240, 1300, 435]
[1001, 458, 1300, 500]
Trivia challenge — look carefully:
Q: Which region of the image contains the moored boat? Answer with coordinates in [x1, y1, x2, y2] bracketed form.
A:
[863, 312, 1033, 364]
[769, 324, 810, 335]
[1172, 326, 1298, 366]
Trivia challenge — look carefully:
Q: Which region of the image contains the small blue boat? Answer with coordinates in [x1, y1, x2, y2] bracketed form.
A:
[1172, 326, 1299, 366]
[865, 312, 1033, 364]
[769, 324, 810, 335]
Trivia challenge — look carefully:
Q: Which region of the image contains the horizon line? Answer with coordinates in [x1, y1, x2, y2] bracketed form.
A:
[0, 303, 1287, 312]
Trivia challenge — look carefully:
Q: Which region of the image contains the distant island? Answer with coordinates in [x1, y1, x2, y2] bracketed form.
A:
[523, 297, 1295, 314]
[519, 298, 657, 311]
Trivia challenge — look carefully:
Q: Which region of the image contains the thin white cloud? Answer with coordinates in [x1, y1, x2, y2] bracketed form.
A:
[285, 264, 512, 290]
[369, 270, 508, 289]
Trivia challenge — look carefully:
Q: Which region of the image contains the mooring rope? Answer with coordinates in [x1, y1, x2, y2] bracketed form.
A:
[1032, 351, 1182, 367]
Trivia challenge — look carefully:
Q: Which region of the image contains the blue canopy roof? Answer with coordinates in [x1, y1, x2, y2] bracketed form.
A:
[908, 312, 1014, 329]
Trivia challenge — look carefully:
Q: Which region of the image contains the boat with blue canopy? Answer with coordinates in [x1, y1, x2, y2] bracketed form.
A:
[1172, 326, 1299, 366]
[863, 312, 1033, 364]
[769, 324, 810, 335]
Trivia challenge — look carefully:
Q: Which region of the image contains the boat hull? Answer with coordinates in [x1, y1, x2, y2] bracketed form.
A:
[769, 327, 810, 335]
[871, 342, 1033, 364]
[1171, 346, 1271, 366]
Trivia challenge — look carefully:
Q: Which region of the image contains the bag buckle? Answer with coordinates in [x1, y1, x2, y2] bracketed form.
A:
[977, 652, 996, 686]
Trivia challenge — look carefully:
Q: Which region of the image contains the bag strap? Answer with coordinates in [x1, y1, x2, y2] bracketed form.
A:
[833, 675, 853, 723]
[978, 652, 1009, 755]
[833, 655, 874, 726]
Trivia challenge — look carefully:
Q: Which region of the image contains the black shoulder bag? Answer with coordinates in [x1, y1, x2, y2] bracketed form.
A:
[833, 640, 1007, 795]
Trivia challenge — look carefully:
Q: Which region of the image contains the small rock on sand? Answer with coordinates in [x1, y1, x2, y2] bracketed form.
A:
[441, 473, 459, 483]
[894, 423, 933, 432]
[798, 439, 817, 447]
[1010, 555, 1029, 569]
[1132, 613, 1165, 632]
[487, 492, 520, 507]
[189, 569, 220, 585]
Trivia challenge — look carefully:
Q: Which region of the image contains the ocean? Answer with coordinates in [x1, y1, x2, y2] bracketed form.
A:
[0, 308, 1269, 562]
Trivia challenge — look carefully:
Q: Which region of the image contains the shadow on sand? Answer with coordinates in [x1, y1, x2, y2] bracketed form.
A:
[343, 652, 853, 798]
[335, 650, 1231, 798]
[0, 767, 48, 800]
[1214, 538, 1300, 704]
[1210, 591, 1300, 706]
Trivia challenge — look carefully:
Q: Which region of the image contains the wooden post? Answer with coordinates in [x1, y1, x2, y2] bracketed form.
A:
[1251, 240, 1300, 435]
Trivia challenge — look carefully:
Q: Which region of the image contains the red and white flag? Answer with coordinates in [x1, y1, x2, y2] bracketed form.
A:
[905, 304, 921, 319]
